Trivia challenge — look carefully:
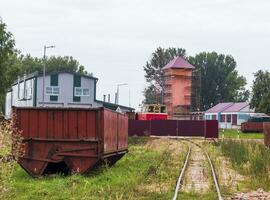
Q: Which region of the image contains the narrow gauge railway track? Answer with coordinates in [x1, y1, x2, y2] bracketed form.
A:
[173, 139, 223, 200]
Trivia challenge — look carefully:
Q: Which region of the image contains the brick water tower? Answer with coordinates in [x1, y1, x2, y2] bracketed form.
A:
[162, 56, 195, 119]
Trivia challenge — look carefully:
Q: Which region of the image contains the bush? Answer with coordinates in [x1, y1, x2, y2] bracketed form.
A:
[0, 118, 24, 198]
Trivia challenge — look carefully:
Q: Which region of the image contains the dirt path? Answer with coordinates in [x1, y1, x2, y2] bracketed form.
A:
[182, 143, 210, 193]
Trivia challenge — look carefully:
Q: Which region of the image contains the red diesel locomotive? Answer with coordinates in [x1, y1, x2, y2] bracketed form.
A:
[136, 104, 168, 120]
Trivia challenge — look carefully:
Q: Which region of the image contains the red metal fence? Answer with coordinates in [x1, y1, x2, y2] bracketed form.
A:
[128, 120, 218, 138]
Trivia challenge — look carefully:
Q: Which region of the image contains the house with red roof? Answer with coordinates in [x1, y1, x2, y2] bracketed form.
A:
[205, 102, 255, 129]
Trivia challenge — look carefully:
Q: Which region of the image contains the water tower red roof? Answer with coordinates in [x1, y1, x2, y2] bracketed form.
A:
[162, 56, 195, 70]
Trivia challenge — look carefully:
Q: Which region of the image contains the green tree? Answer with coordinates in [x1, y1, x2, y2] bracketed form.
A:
[250, 70, 270, 114]
[258, 92, 270, 114]
[189, 52, 249, 111]
[143, 84, 161, 104]
[0, 20, 16, 112]
[143, 47, 186, 104]
[17, 55, 90, 75]
[0, 20, 92, 113]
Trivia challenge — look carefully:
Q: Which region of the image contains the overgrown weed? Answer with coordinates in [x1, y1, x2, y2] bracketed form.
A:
[217, 140, 270, 190]
[0, 117, 24, 199]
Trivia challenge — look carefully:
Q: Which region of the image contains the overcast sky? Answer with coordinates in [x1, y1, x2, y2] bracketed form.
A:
[1, 0, 270, 110]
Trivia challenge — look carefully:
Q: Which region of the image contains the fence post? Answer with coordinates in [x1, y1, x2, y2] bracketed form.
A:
[204, 120, 206, 138]
[264, 123, 270, 148]
[149, 120, 152, 136]
[176, 120, 179, 136]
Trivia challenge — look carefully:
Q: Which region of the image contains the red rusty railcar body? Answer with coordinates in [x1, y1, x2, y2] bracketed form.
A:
[241, 122, 264, 133]
[13, 107, 128, 177]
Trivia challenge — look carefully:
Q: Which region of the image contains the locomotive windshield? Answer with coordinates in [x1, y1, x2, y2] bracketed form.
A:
[142, 104, 167, 113]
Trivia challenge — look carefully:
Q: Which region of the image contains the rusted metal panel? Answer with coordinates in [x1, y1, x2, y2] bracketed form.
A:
[118, 114, 128, 150]
[241, 122, 263, 133]
[126, 112, 136, 120]
[13, 107, 128, 177]
[38, 110, 48, 138]
[103, 109, 118, 153]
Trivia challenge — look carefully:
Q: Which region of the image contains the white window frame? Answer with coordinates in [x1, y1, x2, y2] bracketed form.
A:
[82, 88, 90, 96]
[19, 86, 25, 100]
[25, 87, 32, 100]
[45, 86, 60, 96]
[74, 87, 90, 97]
[74, 87, 82, 97]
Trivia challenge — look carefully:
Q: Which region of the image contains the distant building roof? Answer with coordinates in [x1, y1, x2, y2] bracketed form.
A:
[222, 102, 249, 112]
[205, 102, 234, 113]
[12, 71, 98, 86]
[162, 56, 195, 70]
[249, 113, 270, 118]
[205, 102, 252, 113]
[95, 100, 135, 112]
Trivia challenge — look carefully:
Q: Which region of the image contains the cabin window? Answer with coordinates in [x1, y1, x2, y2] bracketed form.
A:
[74, 87, 90, 97]
[26, 87, 32, 99]
[148, 105, 154, 113]
[161, 106, 166, 113]
[50, 74, 59, 101]
[46, 86, 60, 95]
[75, 87, 82, 96]
[46, 87, 52, 94]
[73, 75, 81, 102]
[52, 87, 60, 95]
[83, 88, 90, 96]
[19, 86, 25, 100]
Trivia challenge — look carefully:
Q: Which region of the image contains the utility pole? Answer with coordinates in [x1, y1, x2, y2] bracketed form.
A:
[42, 45, 55, 106]
[129, 88, 131, 107]
[116, 83, 128, 105]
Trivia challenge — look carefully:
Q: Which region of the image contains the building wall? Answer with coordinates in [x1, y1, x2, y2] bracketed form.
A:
[5, 72, 132, 118]
[163, 68, 192, 116]
[11, 78, 35, 108]
[172, 77, 191, 106]
[4, 77, 35, 118]
[36, 73, 99, 108]
[170, 69, 192, 106]
[205, 113, 218, 121]
[217, 112, 251, 129]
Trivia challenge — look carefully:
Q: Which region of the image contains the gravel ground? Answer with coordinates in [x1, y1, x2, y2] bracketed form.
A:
[229, 189, 270, 200]
[182, 143, 210, 193]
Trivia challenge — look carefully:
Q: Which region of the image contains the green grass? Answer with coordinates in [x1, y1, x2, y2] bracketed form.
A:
[1, 137, 187, 200]
[210, 139, 270, 191]
[5, 136, 268, 199]
[177, 191, 218, 200]
[220, 129, 263, 139]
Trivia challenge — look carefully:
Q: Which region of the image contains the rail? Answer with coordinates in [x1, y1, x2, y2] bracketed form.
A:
[172, 139, 223, 200]
[172, 145, 191, 200]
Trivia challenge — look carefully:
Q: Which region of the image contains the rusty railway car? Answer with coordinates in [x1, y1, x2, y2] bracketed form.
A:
[13, 107, 128, 177]
[241, 122, 263, 133]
